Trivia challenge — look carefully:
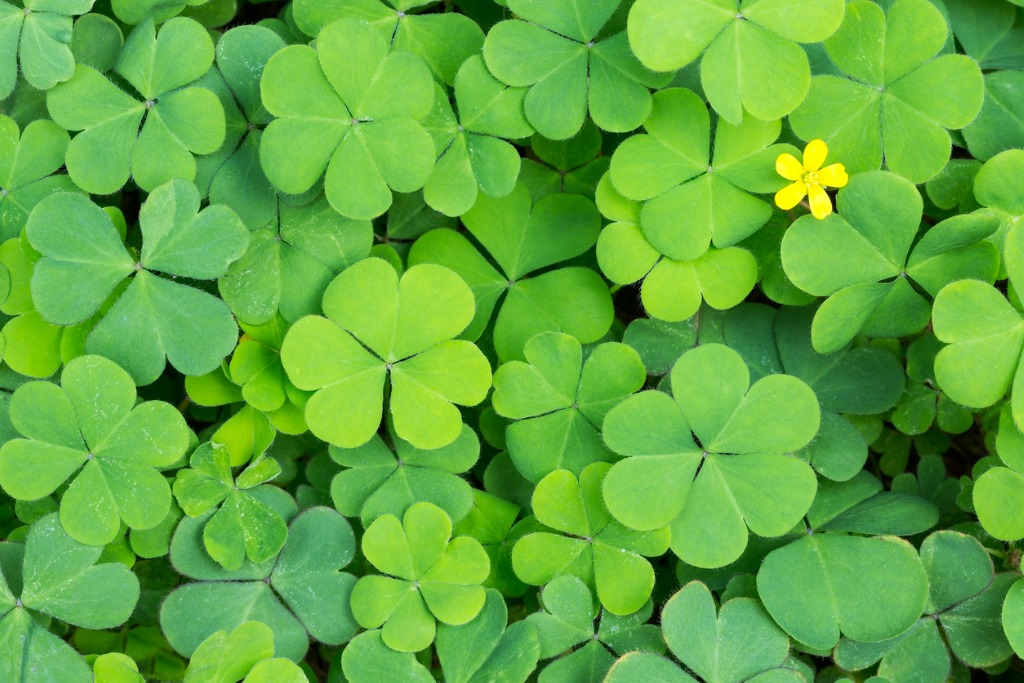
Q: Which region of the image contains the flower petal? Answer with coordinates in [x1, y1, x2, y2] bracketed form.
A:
[775, 181, 807, 211]
[803, 139, 828, 172]
[817, 163, 849, 188]
[776, 153, 804, 181]
[808, 184, 833, 219]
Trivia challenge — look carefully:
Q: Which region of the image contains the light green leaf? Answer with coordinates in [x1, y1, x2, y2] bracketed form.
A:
[757, 533, 930, 650]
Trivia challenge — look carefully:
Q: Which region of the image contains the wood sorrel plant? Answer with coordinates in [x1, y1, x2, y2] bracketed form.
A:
[0, 0, 1020, 680]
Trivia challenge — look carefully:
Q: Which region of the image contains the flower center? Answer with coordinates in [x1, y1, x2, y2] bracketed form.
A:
[802, 171, 819, 186]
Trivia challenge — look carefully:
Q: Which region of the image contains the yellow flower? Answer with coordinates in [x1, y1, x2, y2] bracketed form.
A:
[774, 139, 849, 220]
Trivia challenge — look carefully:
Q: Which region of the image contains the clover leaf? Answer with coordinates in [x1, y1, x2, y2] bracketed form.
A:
[46, 17, 225, 194]
[27, 180, 248, 385]
[219, 196, 372, 326]
[945, 0, 1024, 71]
[350, 501, 490, 652]
[0, 0, 95, 98]
[161, 506, 358, 661]
[409, 183, 612, 361]
[973, 149, 1024, 260]
[0, 114, 76, 241]
[931, 217, 1024, 428]
[807, 470, 939, 537]
[228, 316, 311, 424]
[757, 532, 929, 650]
[7, 509, 140, 620]
[723, 304, 905, 480]
[659, 581, 793, 683]
[605, 654, 697, 683]
[963, 70, 1024, 161]
[628, 0, 845, 123]
[436, 588, 540, 683]
[835, 530, 1014, 678]
[492, 332, 645, 483]
[281, 257, 491, 450]
[172, 442, 288, 570]
[260, 18, 435, 220]
[1003, 580, 1024, 659]
[340, 630, 434, 683]
[422, 55, 534, 217]
[522, 120, 610, 201]
[974, 407, 1024, 541]
[1, 514, 139, 681]
[602, 343, 820, 568]
[93, 653, 145, 683]
[609, 88, 795, 262]
[790, 0, 985, 183]
[512, 464, 669, 615]
[454, 490, 539, 598]
[293, 0, 484, 85]
[482, 0, 671, 139]
[69, 13, 123, 76]
[194, 25, 286, 231]
[782, 171, 1000, 354]
[110, 0, 195, 24]
[890, 334, 974, 438]
[212, 405, 280, 466]
[595, 173, 758, 322]
[183, 621, 306, 683]
[0, 355, 191, 545]
[330, 420, 478, 526]
[0, 233, 95, 378]
[526, 575, 665, 682]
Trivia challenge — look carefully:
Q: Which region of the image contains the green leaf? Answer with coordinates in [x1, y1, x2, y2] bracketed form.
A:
[604, 344, 818, 566]
[512, 464, 669, 615]
[284, 258, 489, 450]
[757, 533, 929, 650]
[340, 630, 434, 683]
[184, 621, 275, 683]
[421, 56, 530, 217]
[260, 18, 435, 219]
[47, 18, 224, 193]
[493, 332, 645, 482]
[93, 653, 145, 683]
[484, 2, 669, 138]
[0, 115, 73, 242]
[139, 178, 248, 280]
[330, 421, 478, 526]
[661, 581, 790, 683]
[835, 530, 1010, 676]
[351, 502, 490, 652]
[161, 507, 357, 661]
[609, 89, 784, 262]
[436, 588, 540, 683]
[963, 71, 1024, 161]
[525, 575, 662, 681]
[86, 270, 241, 386]
[462, 183, 601, 282]
[781, 171, 984, 353]
[0, 355, 190, 545]
[605, 653, 697, 683]
[791, 0, 984, 183]
[271, 506, 359, 645]
[0, 608, 92, 683]
[219, 197, 373, 326]
[173, 443, 288, 570]
[26, 191, 134, 326]
[17, 512, 139, 628]
[933, 279, 1024, 416]
[27, 183, 244, 384]
[627, 0, 843, 122]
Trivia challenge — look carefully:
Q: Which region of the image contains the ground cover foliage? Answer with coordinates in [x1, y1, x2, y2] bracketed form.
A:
[0, 0, 1023, 681]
